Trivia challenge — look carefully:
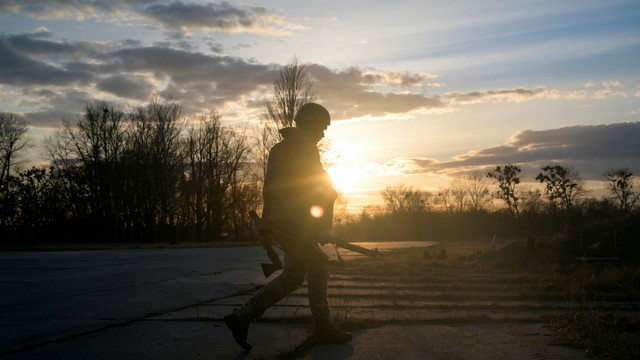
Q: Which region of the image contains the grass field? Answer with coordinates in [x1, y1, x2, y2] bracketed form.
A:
[326, 239, 640, 359]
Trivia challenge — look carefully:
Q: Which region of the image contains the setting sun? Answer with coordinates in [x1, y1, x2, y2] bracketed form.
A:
[327, 164, 368, 193]
[325, 136, 372, 193]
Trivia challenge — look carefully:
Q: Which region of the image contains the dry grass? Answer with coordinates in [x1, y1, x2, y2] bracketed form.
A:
[331, 240, 640, 359]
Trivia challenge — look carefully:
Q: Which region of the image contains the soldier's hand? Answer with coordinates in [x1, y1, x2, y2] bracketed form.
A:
[317, 229, 332, 245]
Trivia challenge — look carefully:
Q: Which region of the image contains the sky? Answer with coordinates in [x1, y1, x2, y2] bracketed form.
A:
[1, 0, 639, 211]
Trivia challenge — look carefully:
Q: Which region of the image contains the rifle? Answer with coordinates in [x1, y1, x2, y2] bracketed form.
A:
[249, 210, 284, 278]
[328, 236, 379, 258]
[249, 210, 379, 278]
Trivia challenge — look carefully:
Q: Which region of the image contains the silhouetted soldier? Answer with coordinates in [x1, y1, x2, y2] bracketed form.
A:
[224, 103, 352, 350]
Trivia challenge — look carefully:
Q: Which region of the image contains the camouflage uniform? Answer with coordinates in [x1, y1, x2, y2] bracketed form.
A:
[234, 126, 337, 330]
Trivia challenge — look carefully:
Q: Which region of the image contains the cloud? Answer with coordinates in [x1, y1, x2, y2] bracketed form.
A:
[592, 80, 627, 100]
[445, 86, 590, 104]
[0, 36, 94, 86]
[3, 25, 629, 140]
[4, 32, 104, 58]
[308, 65, 445, 119]
[447, 82, 634, 104]
[0, 0, 303, 35]
[4, 35, 445, 129]
[370, 157, 439, 177]
[0, 0, 114, 20]
[379, 71, 437, 87]
[8, 29, 600, 132]
[446, 87, 546, 104]
[96, 46, 278, 114]
[33, 27, 52, 37]
[380, 122, 640, 181]
[96, 75, 155, 100]
[20, 89, 97, 127]
[141, 1, 303, 35]
[0, 30, 281, 122]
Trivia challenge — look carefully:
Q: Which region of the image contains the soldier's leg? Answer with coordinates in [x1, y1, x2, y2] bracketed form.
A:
[225, 251, 307, 350]
[307, 250, 353, 344]
[234, 251, 307, 323]
[306, 258, 333, 329]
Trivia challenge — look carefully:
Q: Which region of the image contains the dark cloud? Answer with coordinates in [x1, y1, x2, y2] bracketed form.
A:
[308, 65, 444, 119]
[96, 75, 154, 100]
[22, 89, 96, 128]
[447, 87, 546, 104]
[0, 0, 130, 20]
[0, 1, 297, 35]
[1, 31, 277, 125]
[99, 46, 277, 112]
[0, 36, 93, 86]
[142, 1, 258, 31]
[390, 122, 640, 181]
[5, 32, 103, 57]
[3, 32, 448, 128]
[103, 47, 252, 80]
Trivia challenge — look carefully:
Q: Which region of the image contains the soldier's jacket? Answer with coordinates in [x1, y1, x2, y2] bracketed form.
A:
[263, 127, 337, 237]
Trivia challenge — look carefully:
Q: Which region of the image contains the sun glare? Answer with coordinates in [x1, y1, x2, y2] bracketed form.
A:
[325, 136, 373, 193]
[328, 164, 368, 192]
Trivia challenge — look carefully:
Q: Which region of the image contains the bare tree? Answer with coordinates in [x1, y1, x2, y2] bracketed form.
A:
[46, 102, 127, 234]
[255, 56, 316, 186]
[265, 56, 316, 130]
[520, 188, 543, 215]
[381, 184, 432, 214]
[0, 113, 30, 189]
[438, 179, 468, 214]
[604, 168, 639, 213]
[182, 111, 251, 241]
[129, 98, 184, 242]
[464, 171, 491, 212]
[486, 165, 521, 218]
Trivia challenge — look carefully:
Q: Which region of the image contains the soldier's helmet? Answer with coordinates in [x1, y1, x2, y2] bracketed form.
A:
[294, 103, 330, 130]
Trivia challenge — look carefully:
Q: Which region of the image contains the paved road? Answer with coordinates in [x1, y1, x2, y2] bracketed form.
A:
[0, 246, 270, 356]
[0, 242, 586, 359]
[0, 242, 403, 356]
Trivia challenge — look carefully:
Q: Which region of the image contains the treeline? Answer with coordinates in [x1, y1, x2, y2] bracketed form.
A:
[334, 166, 640, 244]
[0, 100, 260, 244]
[2, 100, 639, 245]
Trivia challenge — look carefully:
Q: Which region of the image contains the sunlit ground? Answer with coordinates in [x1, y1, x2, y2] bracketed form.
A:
[324, 240, 640, 359]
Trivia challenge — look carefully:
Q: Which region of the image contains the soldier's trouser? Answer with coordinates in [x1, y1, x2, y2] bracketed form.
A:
[234, 246, 333, 330]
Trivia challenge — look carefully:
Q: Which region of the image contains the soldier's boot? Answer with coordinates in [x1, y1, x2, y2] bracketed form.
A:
[313, 326, 353, 345]
[224, 310, 252, 351]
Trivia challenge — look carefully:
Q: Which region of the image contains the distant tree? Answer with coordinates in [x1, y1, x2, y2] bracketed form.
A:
[486, 165, 521, 218]
[464, 171, 491, 212]
[519, 188, 543, 215]
[45, 101, 128, 239]
[332, 192, 352, 225]
[0, 113, 31, 228]
[360, 204, 384, 220]
[604, 168, 639, 213]
[0, 113, 30, 191]
[128, 98, 184, 242]
[264, 56, 316, 130]
[536, 165, 584, 215]
[256, 56, 316, 185]
[8, 167, 68, 230]
[182, 111, 251, 242]
[382, 184, 432, 214]
[438, 179, 467, 214]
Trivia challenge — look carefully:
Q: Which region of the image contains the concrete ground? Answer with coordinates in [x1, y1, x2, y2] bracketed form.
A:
[0, 245, 586, 359]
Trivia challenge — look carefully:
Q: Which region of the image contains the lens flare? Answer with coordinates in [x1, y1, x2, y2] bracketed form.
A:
[310, 205, 324, 218]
